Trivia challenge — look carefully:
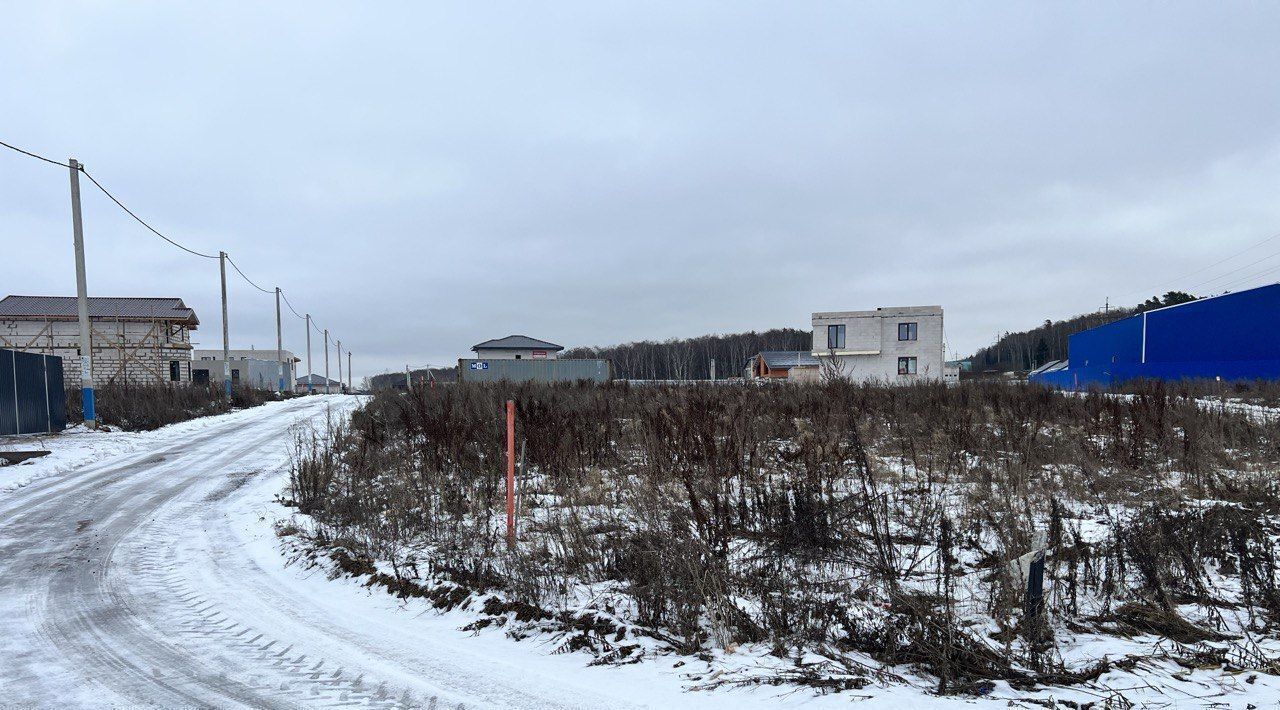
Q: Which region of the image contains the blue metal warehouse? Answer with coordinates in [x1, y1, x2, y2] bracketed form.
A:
[1030, 283, 1280, 389]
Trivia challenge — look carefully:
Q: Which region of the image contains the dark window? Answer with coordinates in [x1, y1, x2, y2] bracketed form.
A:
[898, 322, 918, 341]
[169, 360, 181, 382]
[898, 357, 917, 375]
[231, 368, 240, 384]
[515, 354, 522, 359]
[827, 324, 846, 349]
[192, 369, 210, 385]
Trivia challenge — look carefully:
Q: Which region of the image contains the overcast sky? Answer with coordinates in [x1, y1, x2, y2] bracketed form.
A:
[4, 2, 1280, 380]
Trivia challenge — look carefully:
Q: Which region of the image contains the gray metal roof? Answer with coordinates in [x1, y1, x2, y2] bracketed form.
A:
[759, 351, 820, 369]
[295, 374, 342, 385]
[0, 295, 199, 326]
[471, 335, 564, 352]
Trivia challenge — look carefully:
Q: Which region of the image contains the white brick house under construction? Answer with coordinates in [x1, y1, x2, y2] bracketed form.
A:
[811, 305, 945, 382]
[0, 295, 199, 388]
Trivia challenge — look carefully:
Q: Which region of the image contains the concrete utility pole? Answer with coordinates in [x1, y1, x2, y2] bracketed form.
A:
[218, 252, 231, 397]
[305, 314, 313, 394]
[347, 351, 352, 393]
[405, 365, 411, 391]
[323, 328, 330, 394]
[68, 158, 95, 428]
[710, 358, 716, 382]
[336, 339, 343, 394]
[275, 287, 285, 394]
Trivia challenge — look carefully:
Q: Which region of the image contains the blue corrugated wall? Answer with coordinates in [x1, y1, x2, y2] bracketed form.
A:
[0, 348, 67, 434]
[1031, 283, 1280, 388]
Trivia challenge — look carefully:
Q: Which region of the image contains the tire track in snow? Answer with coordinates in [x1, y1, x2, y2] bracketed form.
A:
[1, 397, 594, 709]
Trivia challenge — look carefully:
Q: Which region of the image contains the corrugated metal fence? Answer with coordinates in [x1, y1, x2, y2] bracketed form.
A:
[457, 358, 612, 384]
[0, 348, 66, 435]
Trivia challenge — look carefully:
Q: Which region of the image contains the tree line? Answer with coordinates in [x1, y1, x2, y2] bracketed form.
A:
[968, 291, 1195, 373]
[562, 328, 812, 380]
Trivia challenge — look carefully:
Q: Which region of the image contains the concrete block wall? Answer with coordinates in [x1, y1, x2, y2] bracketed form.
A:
[0, 319, 194, 389]
[811, 306, 945, 383]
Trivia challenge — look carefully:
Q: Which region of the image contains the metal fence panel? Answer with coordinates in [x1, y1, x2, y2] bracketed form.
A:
[457, 358, 612, 384]
[0, 350, 14, 434]
[45, 355, 66, 431]
[0, 348, 67, 435]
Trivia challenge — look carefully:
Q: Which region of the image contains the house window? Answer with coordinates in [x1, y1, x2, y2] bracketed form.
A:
[231, 369, 240, 384]
[192, 369, 210, 385]
[827, 324, 846, 350]
[898, 322, 918, 341]
[898, 357, 917, 375]
[169, 360, 181, 382]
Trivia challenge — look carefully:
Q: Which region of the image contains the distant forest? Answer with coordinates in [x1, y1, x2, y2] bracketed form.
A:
[563, 328, 811, 380]
[968, 291, 1196, 373]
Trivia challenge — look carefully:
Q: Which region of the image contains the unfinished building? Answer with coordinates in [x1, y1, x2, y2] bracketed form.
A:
[0, 295, 199, 389]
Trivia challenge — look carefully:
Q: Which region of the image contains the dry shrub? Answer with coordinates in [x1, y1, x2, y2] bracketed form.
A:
[290, 379, 1280, 690]
[66, 381, 277, 431]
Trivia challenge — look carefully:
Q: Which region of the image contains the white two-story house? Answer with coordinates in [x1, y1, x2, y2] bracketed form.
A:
[811, 305, 945, 383]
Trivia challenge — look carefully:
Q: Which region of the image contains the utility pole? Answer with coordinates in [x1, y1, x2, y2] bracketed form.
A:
[274, 287, 285, 394]
[336, 339, 343, 394]
[323, 328, 330, 394]
[710, 357, 716, 382]
[305, 314, 313, 394]
[405, 365, 411, 391]
[347, 351, 352, 393]
[68, 158, 95, 428]
[219, 251, 231, 398]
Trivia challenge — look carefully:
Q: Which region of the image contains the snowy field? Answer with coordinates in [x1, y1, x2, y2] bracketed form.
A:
[3, 394, 1280, 708]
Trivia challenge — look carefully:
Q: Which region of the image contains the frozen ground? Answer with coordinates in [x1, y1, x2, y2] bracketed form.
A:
[2, 396, 1279, 708]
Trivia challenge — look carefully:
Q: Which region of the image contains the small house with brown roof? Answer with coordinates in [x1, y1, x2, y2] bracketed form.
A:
[0, 295, 200, 388]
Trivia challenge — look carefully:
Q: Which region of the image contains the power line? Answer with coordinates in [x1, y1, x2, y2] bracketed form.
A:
[1212, 261, 1280, 294]
[280, 290, 307, 319]
[78, 168, 220, 260]
[0, 139, 72, 168]
[2, 137, 349, 380]
[1183, 249, 1280, 292]
[225, 254, 274, 294]
[1116, 230, 1280, 299]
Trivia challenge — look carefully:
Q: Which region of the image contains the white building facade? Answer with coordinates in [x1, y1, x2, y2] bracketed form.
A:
[811, 305, 945, 383]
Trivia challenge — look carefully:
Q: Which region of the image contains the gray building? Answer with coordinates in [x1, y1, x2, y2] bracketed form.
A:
[811, 305, 945, 383]
[471, 335, 564, 360]
[192, 348, 298, 391]
[460, 334, 609, 383]
[295, 374, 344, 394]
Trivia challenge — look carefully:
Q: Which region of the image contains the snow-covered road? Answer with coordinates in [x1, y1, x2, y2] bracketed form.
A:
[0, 397, 686, 710]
